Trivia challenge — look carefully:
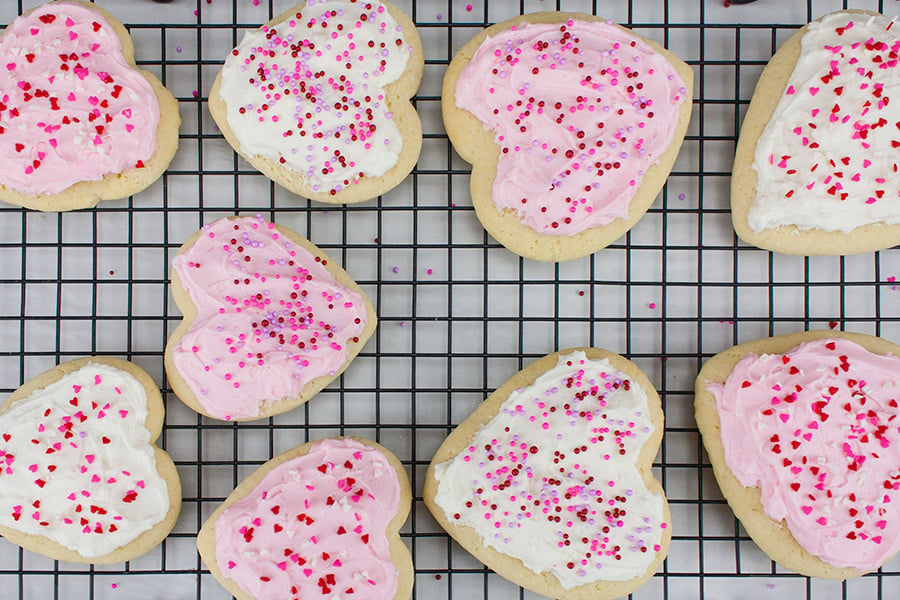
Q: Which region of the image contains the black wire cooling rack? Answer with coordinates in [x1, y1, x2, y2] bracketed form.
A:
[2, 0, 900, 598]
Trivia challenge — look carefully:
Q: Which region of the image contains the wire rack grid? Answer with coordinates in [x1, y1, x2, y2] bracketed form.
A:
[1, 0, 900, 598]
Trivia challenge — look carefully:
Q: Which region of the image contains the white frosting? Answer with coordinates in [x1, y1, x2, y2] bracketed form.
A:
[749, 12, 900, 233]
[219, 0, 411, 194]
[0, 363, 169, 558]
[433, 352, 666, 588]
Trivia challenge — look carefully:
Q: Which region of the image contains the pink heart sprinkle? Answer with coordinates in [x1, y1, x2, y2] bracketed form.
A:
[801, 506, 813, 515]
[809, 87, 819, 96]
[303, 569, 313, 577]
[91, 474, 101, 483]
[227, 561, 236, 569]
[29, 28, 39, 35]
[85, 455, 95, 464]
[69, 31, 78, 41]
[277, 562, 287, 571]
[790, 466, 802, 474]
[122, 108, 132, 118]
[28, 464, 37, 473]
[65, 17, 74, 26]
[803, 433, 812, 441]
[779, 413, 790, 423]
[816, 517, 827, 526]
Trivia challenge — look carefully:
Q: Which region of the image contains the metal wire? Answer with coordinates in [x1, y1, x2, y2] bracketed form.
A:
[1, 0, 899, 598]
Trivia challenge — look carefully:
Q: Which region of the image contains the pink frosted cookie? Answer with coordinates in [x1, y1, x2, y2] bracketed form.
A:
[198, 437, 413, 600]
[0, 1, 180, 212]
[424, 349, 670, 600]
[164, 215, 377, 421]
[0, 357, 181, 563]
[696, 331, 900, 578]
[443, 13, 693, 262]
[209, 0, 424, 204]
[732, 10, 900, 254]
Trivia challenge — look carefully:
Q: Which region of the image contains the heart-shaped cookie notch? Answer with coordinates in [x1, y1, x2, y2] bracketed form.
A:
[0, 1, 180, 211]
[425, 348, 670, 600]
[0, 357, 181, 563]
[198, 437, 413, 600]
[164, 215, 377, 421]
[695, 330, 900, 578]
[443, 13, 693, 262]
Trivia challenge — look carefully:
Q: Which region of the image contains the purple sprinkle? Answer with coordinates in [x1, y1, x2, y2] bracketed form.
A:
[392, 266, 399, 273]
[678, 193, 686, 200]
[176, 46, 183, 53]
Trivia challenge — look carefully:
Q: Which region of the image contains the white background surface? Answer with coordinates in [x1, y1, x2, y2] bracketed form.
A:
[1, 0, 900, 598]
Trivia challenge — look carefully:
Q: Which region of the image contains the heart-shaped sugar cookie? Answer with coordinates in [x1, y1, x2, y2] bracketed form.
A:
[0, 1, 180, 211]
[424, 349, 670, 600]
[0, 357, 181, 563]
[696, 331, 900, 578]
[731, 10, 900, 254]
[198, 437, 413, 600]
[209, 0, 423, 204]
[165, 215, 377, 421]
[443, 13, 692, 261]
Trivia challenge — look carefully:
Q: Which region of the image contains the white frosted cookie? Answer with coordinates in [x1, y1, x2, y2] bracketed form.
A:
[443, 12, 693, 262]
[0, 357, 181, 563]
[696, 330, 900, 578]
[732, 10, 900, 255]
[0, 1, 180, 212]
[209, 0, 423, 204]
[164, 215, 377, 421]
[424, 349, 669, 600]
[198, 437, 413, 600]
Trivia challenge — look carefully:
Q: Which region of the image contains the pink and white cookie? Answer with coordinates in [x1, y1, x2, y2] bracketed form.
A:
[732, 10, 900, 255]
[0, 357, 181, 563]
[209, 0, 424, 204]
[424, 349, 670, 600]
[164, 215, 377, 421]
[0, 1, 180, 212]
[695, 331, 900, 578]
[443, 13, 693, 262]
[198, 437, 413, 600]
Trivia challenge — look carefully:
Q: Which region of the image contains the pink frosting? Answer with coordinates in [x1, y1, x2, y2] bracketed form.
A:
[0, 2, 160, 196]
[456, 18, 687, 236]
[214, 438, 401, 600]
[171, 216, 369, 420]
[708, 338, 900, 571]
